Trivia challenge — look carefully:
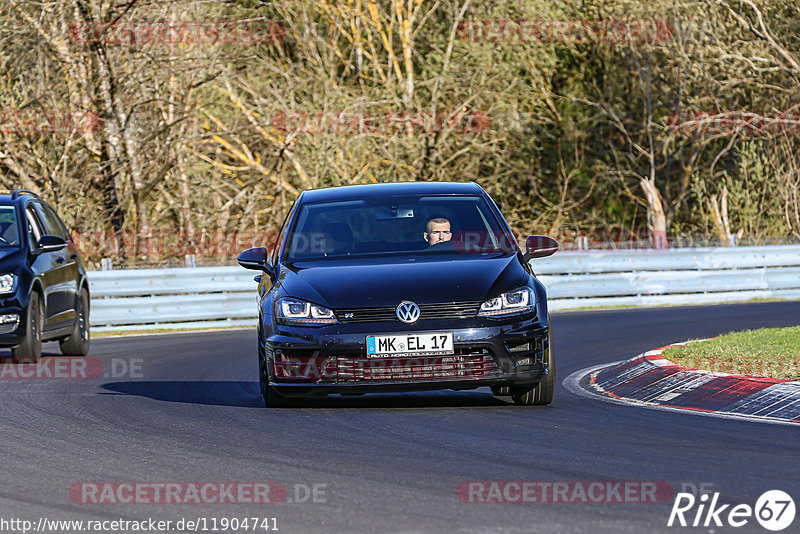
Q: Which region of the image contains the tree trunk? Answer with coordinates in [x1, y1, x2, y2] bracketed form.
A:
[640, 178, 668, 249]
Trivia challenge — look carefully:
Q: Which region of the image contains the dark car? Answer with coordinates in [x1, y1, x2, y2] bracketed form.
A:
[0, 190, 90, 362]
[238, 182, 557, 407]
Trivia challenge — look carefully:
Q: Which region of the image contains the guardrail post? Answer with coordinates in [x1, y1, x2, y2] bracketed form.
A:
[185, 254, 197, 267]
[100, 258, 113, 271]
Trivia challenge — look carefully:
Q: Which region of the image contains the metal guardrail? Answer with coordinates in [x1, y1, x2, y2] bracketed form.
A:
[89, 267, 257, 331]
[537, 245, 800, 310]
[87, 245, 800, 330]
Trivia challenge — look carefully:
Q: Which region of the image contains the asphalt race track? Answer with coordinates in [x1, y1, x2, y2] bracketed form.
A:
[1, 301, 799, 534]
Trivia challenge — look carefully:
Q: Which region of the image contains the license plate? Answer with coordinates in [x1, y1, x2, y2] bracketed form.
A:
[366, 332, 454, 358]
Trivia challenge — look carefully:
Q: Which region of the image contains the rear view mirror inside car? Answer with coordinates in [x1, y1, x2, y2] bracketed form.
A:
[375, 206, 414, 220]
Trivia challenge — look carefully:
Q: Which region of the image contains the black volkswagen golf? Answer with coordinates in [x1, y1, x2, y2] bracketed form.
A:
[238, 182, 557, 407]
[0, 190, 90, 361]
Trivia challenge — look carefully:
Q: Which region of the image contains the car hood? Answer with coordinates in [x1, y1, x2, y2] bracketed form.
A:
[279, 254, 528, 309]
[0, 248, 25, 270]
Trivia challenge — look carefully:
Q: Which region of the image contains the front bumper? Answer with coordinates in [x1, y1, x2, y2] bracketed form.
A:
[0, 306, 23, 345]
[263, 314, 549, 397]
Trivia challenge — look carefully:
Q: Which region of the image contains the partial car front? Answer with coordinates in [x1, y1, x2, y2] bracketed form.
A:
[261, 254, 551, 396]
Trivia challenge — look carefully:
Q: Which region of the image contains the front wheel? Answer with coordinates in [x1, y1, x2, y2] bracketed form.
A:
[60, 288, 90, 356]
[511, 321, 555, 406]
[12, 292, 43, 363]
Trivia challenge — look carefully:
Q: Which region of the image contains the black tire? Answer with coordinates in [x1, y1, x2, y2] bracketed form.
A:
[511, 321, 555, 406]
[259, 347, 291, 408]
[491, 386, 512, 397]
[59, 288, 90, 356]
[12, 292, 43, 363]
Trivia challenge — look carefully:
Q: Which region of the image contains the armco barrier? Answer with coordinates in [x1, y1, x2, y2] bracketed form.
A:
[88, 267, 258, 331]
[87, 245, 800, 331]
[537, 245, 800, 310]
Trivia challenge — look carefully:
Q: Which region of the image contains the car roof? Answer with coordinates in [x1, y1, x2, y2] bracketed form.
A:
[0, 190, 40, 206]
[299, 181, 485, 203]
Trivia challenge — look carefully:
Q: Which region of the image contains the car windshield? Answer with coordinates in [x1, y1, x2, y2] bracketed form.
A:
[284, 194, 517, 262]
[0, 205, 20, 247]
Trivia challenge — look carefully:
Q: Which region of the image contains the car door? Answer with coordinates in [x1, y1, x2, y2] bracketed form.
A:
[25, 206, 60, 328]
[31, 202, 74, 329]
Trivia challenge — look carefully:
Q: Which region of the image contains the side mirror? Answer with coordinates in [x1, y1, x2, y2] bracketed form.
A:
[37, 235, 67, 253]
[524, 235, 558, 261]
[238, 247, 275, 278]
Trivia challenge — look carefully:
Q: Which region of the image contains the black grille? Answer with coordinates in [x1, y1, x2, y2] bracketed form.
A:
[336, 302, 481, 323]
[332, 348, 499, 382]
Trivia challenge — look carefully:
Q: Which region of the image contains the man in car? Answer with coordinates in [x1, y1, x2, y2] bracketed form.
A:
[423, 217, 452, 246]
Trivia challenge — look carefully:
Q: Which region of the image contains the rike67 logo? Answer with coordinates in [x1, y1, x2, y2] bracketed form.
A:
[668, 490, 795, 531]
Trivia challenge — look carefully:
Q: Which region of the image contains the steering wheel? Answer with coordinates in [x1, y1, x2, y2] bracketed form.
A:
[427, 240, 455, 251]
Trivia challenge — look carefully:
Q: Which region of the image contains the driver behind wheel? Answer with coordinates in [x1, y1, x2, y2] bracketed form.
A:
[423, 217, 452, 247]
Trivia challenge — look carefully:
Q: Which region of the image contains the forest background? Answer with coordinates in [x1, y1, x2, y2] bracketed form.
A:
[2, 0, 799, 265]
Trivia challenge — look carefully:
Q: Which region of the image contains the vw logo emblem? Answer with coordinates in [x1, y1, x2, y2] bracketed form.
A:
[396, 301, 420, 324]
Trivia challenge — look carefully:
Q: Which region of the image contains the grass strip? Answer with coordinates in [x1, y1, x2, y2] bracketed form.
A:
[662, 326, 800, 380]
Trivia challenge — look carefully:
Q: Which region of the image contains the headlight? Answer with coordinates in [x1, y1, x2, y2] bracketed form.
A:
[0, 274, 16, 294]
[478, 287, 534, 317]
[276, 298, 337, 326]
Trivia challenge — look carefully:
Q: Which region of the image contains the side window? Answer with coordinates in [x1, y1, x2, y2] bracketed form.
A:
[45, 204, 70, 240]
[33, 202, 68, 240]
[26, 208, 42, 250]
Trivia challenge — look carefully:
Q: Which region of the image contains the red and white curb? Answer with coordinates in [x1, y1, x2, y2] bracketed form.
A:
[563, 341, 800, 425]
